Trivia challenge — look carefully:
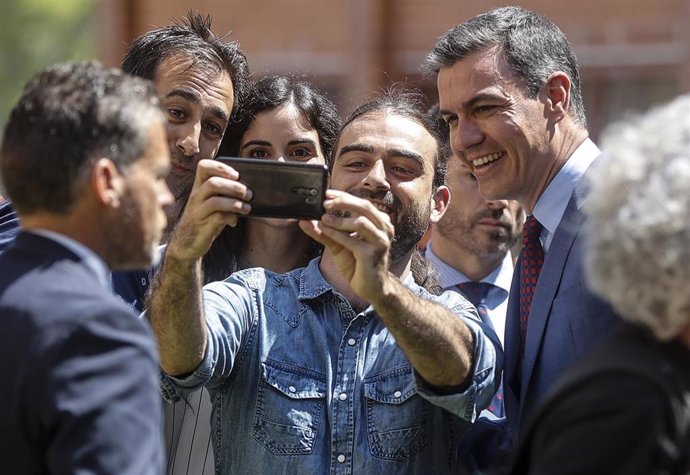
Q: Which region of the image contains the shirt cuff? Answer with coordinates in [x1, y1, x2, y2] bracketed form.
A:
[414, 315, 499, 422]
[159, 334, 215, 399]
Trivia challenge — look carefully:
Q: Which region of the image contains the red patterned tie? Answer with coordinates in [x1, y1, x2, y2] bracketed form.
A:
[519, 216, 544, 350]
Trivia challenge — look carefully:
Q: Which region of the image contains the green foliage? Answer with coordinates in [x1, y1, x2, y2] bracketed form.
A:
[0, 0, 97, 129]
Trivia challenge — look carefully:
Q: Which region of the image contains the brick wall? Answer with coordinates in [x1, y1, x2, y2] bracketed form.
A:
[100, 0, 690, 137]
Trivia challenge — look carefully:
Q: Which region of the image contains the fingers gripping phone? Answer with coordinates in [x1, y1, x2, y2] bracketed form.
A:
[215, 156, 328, 220]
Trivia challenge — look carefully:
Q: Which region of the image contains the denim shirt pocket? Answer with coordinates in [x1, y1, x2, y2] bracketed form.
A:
[254, 359, 327, 455]
[363, 365, 430, 461]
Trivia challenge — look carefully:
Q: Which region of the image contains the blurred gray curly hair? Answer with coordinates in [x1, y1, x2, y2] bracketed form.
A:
[585, 94, 690, 340]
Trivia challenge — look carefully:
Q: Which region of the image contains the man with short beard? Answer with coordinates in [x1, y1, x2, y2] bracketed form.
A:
[0, 13, 250, 475]
[147, 91, 501, 473]
[0, 60, 172, 474]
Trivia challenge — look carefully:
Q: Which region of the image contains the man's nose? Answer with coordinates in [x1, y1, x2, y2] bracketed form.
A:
[363, 160, 390, 191]
[176, 122, 201, 157]
[486, 199, 509, 210]
[451, 118, 484, 155]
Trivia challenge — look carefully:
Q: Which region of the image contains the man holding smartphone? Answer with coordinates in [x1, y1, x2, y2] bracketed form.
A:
[147, 91, 500, 473]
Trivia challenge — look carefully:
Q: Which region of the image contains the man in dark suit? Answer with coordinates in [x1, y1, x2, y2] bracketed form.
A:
[0, 61, 173, 474]
[510, 94, 690, 474]
[426, 5, 621, 456]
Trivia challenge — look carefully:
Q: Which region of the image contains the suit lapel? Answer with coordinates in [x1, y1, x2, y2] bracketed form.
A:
[518, 191, 586, 418]
[503, 266, 522, 433]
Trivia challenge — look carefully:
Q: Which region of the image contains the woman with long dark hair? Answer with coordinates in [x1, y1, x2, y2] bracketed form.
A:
[163, 75, 340, 475]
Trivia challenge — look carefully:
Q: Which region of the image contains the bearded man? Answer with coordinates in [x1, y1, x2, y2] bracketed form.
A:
[147, 91, 501, 474]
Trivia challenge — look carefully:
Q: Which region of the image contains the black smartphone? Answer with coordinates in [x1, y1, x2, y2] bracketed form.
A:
[215, 156, 328, 219]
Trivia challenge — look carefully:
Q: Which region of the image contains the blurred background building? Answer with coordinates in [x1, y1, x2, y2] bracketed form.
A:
[1, 0, 689, 139]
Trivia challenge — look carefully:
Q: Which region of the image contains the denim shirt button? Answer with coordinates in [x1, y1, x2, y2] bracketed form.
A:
[338, 392, 348, 401]
[288, 385, 296, 393]
[394, 390, 402, 398]
[347, 338, 356, 346]
[337, 454, 346, 463]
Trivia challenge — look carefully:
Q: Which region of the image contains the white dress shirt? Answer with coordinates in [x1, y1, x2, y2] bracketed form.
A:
[533, 138, 600, 252]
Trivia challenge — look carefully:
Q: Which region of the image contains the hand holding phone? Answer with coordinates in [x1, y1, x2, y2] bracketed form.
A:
[215, 156, 328, 220]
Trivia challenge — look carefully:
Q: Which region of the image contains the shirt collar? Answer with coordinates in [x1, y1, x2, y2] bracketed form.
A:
[533, 138, 600, 242]
[486, 253, 514, 293]
[298, 255, 418, 302]
[298, 257, 332, 300]
[424, 243, 513, 294]
[27, 229, 111, 290]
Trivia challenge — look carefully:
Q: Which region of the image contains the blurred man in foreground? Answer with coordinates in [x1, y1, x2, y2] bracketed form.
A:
[0, 61, 172, 474]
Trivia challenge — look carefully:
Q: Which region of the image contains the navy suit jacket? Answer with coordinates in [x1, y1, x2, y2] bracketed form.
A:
[503, 178, 621, 439]
[0, 232, 164, 474]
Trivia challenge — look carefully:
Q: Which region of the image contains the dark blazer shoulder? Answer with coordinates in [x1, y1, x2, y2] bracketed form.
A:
[0, 231, 163, 474]
[510, 325, 690, 474]
[0, 232, 147, 339]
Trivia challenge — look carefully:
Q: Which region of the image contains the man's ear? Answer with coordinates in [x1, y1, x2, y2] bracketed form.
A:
[543, 72, 572, 123]
[430, 185, 451, 224]
[91, 158, 125, 208]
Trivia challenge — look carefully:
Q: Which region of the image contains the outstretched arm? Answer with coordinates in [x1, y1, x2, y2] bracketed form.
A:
[147, 159, 251, 376]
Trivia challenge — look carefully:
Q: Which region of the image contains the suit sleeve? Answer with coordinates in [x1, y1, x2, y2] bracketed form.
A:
[33, 304, 164, 475]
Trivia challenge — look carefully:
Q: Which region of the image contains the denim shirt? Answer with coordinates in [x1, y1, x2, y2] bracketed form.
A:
[162, 257, 500, 474]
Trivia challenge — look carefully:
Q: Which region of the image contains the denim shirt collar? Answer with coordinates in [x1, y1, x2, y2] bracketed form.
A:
[298, 257, 333, 301]
[298, 256, 419, 305]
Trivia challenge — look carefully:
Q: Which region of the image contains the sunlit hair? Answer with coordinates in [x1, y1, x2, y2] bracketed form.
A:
[0, 61, 163, 215]
[585, 94, 690, 340]
[425, 6, 587, 128]
[121, 11, 249, 121]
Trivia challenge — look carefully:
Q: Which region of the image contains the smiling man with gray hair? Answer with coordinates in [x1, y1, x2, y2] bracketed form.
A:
[426, 10, 622, 457]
